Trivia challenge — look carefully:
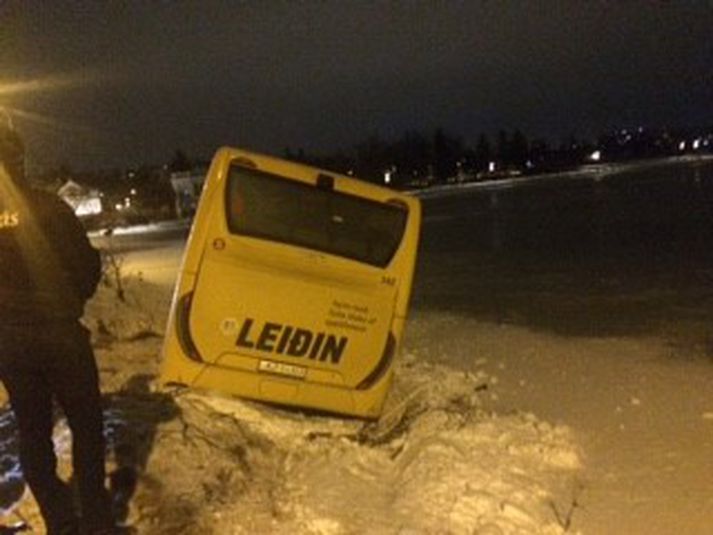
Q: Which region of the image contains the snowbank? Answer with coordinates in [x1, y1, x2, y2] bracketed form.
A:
[1, 276, 583, 534]
[96, 352, 582, 534]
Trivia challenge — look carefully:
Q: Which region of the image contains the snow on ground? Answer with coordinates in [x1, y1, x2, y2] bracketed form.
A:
[406, 309, 713, 534]
[87, 219, 192, 238]
[2, 274, 583, 534]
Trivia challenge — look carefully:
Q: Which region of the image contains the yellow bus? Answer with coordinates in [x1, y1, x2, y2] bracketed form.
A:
[160, 147, 421, 418]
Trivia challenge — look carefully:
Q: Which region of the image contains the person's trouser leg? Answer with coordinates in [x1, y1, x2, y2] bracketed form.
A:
[50, 325, 113, 533]
[1, 369, 78, 533]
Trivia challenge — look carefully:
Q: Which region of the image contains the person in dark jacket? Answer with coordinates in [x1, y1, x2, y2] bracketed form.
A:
[0, 112, 114, 535]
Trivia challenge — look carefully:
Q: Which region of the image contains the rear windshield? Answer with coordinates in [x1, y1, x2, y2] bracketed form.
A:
[226, 165, 408, 267]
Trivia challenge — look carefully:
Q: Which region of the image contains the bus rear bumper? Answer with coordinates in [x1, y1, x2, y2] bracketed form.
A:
[160, 342, 393, 419]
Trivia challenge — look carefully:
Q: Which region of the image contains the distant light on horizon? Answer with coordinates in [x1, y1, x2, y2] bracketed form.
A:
[588, 150, 602, 162]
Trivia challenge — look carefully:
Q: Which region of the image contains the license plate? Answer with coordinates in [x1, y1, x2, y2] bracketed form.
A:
[258, 360, 307, 379]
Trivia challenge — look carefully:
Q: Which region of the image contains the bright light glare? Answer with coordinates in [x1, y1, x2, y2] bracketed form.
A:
[588, 150, 602, 162]
[2, 106, 94, 134]
[0, 73, 86, 98]
[0, 72, 110, 135]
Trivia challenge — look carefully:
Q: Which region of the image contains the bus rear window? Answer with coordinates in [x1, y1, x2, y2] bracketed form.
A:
[226, 165, 408, 267]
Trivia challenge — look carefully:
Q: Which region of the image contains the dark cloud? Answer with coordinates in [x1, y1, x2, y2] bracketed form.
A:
[1, 1, 711, 169]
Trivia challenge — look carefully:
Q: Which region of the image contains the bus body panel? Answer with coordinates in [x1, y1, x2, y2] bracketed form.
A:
[189, 248, 396, 384]
[160, 147, 421, 418]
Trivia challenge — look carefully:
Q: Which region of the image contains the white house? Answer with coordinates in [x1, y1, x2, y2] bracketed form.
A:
[57, 179, 103, 217]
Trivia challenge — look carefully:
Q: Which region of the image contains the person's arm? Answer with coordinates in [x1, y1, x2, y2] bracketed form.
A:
[51, 196, 102, 301]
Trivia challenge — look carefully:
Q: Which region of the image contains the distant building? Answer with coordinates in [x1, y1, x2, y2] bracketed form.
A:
[170, 170, 206, 218]
[57, 179, 103, 217]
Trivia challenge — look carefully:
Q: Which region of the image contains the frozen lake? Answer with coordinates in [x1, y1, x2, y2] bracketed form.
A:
[414, 157, 713, 337]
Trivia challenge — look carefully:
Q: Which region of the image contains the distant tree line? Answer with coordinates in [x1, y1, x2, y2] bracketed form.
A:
[283, 124, 713, 187]
[284, 128, 593, 186]
[31, 124, 712, 202]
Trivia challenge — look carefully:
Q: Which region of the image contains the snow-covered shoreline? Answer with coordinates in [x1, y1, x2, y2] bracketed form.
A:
[412, 155, 713, 199]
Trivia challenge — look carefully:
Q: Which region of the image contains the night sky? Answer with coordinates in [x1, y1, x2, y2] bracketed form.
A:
[1, 1, 711, 171]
